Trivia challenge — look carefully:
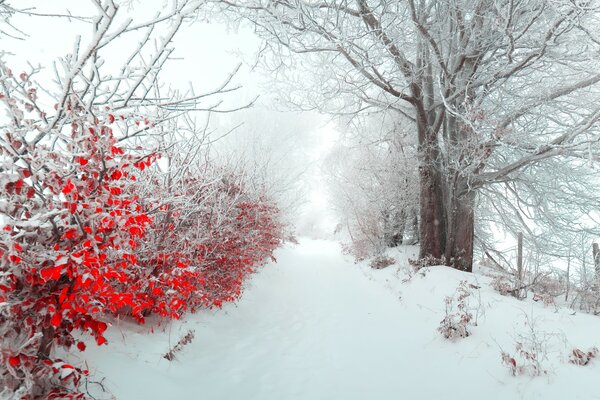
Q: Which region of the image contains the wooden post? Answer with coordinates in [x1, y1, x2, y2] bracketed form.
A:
[593, 243, 600, 279]
[516, 232, 523, 298]
[565, 248, 571, 302]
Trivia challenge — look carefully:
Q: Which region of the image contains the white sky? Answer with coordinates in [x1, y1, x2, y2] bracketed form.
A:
[2, 0, 340, 237]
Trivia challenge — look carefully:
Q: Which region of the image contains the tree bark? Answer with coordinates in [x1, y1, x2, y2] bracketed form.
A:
[445, 190, 475, 272]
[417, 115, 447, 260]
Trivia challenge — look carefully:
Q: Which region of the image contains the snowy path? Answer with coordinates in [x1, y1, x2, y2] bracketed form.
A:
[80, 239, 600, 400]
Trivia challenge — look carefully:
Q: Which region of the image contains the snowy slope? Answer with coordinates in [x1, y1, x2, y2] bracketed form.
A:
[69, 239, 600, 400]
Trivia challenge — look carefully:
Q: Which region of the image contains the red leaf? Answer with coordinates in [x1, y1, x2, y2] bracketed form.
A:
[108, 114, 115, 124]
[40, 268, 53, 280]
[77, 342, 86, 351]
[8, 356, 20, 367]
[111, 146, 124, 155]
[62, 180, 75, 195]
[110, 170, 122, 181]
[50, 312, 62, 328]
[96, 336, 107, 346]
[128, 226, 142, 237]
[64, 229, 78, 240]
[59, 287, 68, 304]
[96, 321, 108, 334]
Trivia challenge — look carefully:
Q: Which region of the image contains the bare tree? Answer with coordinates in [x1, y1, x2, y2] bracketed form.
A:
[220, 0, 600, 271]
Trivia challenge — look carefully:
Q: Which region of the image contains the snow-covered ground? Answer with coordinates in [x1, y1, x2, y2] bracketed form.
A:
[72, 239, 600, 400]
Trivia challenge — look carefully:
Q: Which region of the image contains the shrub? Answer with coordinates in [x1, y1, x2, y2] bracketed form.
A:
[0, 98, 158, 397]
[438, 281, 475, 341]
[409, 255, 447, 271]
[163, 330, 195, 361]
[0, 78, 283, 398]
[500, 315, 552, 377]
[501, 342, 547, 377]
[532, 292, 556, 307]
[370, 255, 396, 270]
[569, 347, 599, 366]
[491, 275, 513, 296]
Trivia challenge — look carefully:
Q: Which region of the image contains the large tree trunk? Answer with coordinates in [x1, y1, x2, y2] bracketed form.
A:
[444, 189, 475, 272]
[416, 108, 475, 271]
[417, 117, 446, 260]
[413, 39, 476, 272]
[418, 168, 475, 271]
[418, 165, 446, 259]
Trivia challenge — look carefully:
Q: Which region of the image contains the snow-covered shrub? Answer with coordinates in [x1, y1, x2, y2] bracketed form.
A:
[137, 165, 283, 311]
[438, 281, 475, 340]
[488, 265, 560, 304]
[532, 292, 556, 307]
[501, 315, 552, 377]
[0, 93, 159, 396]
[409, 255, 447, 271]
[341, 237, 373, 262]
[370, 255, 396, 270]
[163, 330, 195, 361]
[285, 234, 299, 245]
[529, 273, 563, 305]
[491, 275, 513, 296]
[326, 114, 419, 260]
[0, 89, 283, 398]
[572, 281, 600, 315]
[0, 61, 283, 400]
[501, 342, 547, 377]
[569, 347, 598, 366]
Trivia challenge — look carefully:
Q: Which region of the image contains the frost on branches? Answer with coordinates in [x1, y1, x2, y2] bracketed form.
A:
[0, 1, 282, 397]
[0, 71, 282, 398]
[0, 43, 283, 400]
[438, 281, 477, 341]
[137, 165, 283, 314]
[0, 76, 155, 396]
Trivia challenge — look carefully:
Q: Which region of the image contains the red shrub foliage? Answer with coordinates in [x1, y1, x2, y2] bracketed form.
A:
[138, 174, 282, 313]
[0, 89, 282, 397]
[0, 104, 162, 396]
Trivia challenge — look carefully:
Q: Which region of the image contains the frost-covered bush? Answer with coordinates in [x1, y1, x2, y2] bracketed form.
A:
[571, 280, 600, 315]
[370, 255, 396, 270]
[163, 330, 196, 361]
[0, 83, 161, 397]
[500, 316, 553, 377]
[490, 276, 513, 296]
[438, 281, 475, 341]
[501, 342, 547, 377]
[0, 58, 282, 400]
[569, 347, 598, 366]
[532, 292, 556, 307]
[409, 255, 447, 271]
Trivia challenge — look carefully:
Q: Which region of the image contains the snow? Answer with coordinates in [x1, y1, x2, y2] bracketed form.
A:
[71, 239, 600, 400]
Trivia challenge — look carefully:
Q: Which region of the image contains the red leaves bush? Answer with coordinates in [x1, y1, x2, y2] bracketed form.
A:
[0, 105, 162, 396]
[137, 173, 282, 315]
[0, 88, 282, 397]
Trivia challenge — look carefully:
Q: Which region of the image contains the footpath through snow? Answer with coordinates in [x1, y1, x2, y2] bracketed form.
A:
[76, 239, 600, 400]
